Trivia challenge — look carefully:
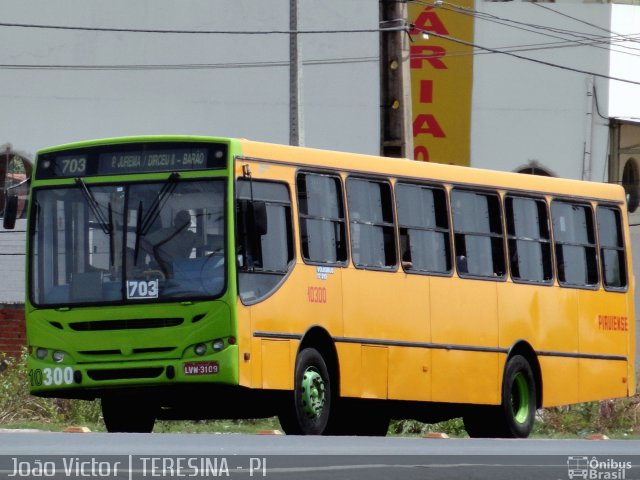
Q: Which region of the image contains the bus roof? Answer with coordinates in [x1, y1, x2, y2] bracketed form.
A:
[34, 135, 625, 204]
[240, 139, 625, 204]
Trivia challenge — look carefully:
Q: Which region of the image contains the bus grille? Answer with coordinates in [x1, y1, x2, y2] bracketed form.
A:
[69, 318, 183, 331]
[79, 347, 177, 357]
[87, 367, 165, 381]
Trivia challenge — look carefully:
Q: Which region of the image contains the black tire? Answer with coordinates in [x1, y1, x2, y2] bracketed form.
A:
[278, 348, 333, 435]
[101, 397, 156, 433]
[325, 399, 389, 437]
[463, 355, 536, 438]
[463, 407, 498, 438]
[501, 355, 536, 437]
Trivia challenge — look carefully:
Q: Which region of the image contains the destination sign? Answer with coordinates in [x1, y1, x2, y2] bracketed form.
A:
[36, 142, 228, 179]
[98, 148, 208, 175]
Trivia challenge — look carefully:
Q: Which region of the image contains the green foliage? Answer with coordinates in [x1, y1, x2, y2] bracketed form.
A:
[535, 396, 640, 437]
[0, 350, 101, 426]
[392, 384, 640, 438]
[390, 418, 467, 437]
[153, 419, 280, 434]
[2, 349, 639, 437]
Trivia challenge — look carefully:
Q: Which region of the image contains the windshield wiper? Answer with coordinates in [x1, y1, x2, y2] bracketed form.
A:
[75, 177, 114, 265]
[75, 178, 113, 235]
[133, 172, 180, 266]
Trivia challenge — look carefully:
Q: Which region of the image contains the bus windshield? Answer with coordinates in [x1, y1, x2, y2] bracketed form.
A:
[30, 178, 226, 306]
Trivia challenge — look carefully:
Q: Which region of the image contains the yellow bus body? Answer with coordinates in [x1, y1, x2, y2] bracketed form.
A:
[235, 139, 635, 409]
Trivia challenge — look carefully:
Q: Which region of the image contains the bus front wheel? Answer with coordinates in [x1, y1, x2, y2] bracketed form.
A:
[278, 347, 333, 435]
[463, 355, 536, 438]
[101, 396, 156, 433]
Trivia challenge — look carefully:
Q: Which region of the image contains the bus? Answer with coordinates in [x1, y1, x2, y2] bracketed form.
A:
[4, 135, 635, 437]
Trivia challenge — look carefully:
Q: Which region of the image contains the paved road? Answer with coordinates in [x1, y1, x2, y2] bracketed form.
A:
[0, 433, 639, 480]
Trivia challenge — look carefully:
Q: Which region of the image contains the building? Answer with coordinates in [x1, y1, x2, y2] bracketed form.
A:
[409, 0, 640, 366]
[2, 1, 640, 361]
[0, 0, 380, 354]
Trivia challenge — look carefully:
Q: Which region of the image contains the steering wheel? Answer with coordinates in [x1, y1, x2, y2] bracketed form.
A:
[144, 269, 166, 281]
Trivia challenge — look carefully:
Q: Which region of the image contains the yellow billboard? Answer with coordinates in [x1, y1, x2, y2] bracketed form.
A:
[409, 3, 474, 165]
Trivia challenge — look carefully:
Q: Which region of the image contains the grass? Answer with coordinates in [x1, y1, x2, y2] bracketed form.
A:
[0, 419, 281, 434]
[2, 350, 640, 437]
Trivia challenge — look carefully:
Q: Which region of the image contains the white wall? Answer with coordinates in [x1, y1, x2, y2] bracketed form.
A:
[0, 0, 380, 158]
[471, 2, 640, 369]
[471, 4, 612, 182]
[609, 5, 640, 121]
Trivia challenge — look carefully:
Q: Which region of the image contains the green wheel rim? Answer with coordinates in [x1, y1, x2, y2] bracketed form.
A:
[511, 372, 530, 424]
[300, 367, 326, 419]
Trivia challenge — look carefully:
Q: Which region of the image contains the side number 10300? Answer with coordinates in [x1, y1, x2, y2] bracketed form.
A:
[28, 367, 74, 387]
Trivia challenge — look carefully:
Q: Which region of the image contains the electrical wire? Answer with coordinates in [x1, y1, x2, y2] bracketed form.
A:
[0, 56, 379, 71]
[0, 21, 403, 35]
[409, 33, 640, 61]
[417, 0, 638, 44]
[531, 2, 635, 41]
[0, 21, 389, 71]
[410, 0, 640, 57]
[593, 86, 609, 121]
[411, 26, 640, 87]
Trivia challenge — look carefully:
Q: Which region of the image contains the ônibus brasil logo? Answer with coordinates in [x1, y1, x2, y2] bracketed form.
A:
[567, 456, 633, 479]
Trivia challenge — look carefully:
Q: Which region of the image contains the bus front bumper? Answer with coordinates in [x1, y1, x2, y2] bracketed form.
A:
[27, 345, 239, 399]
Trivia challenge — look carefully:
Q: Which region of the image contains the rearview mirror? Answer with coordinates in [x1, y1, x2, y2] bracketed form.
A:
[3, 194, 18, 230]
[251, 201, 268, 237]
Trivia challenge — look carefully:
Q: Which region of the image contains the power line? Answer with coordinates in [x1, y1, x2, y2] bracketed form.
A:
[411, 27, 640, 87]
[411, 32, 640, 60]
[410, 0, 640, 57]
[531, 2, 634, 40]
[0, 21, 402, 35]
[418, 0, 635, 43]
[0, 56, 378, 71]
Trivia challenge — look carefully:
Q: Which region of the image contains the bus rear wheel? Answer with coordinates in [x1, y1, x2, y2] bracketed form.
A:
[278, 347, 333, 435]
[463, 355, 536, 438]
[101, 396, 156, 433]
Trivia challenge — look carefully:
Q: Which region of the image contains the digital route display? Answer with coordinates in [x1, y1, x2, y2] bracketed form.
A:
[36, 142, 228, 178]
[98, 148, 208, 175]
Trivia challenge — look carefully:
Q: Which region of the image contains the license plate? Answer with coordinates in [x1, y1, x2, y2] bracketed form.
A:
[183, 361, 219, 376]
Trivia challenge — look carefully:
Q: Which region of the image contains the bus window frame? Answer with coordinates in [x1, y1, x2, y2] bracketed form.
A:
[504, 193, 554, 287]
[550, 198, 600, 291]
[295, 169, 349, 268]
[450, 187, 507, 282]
[345, 175, 398, 272]
[596, 203, 628, 293]
[394, 180, 453, 278]
[235, 177, 296, 306]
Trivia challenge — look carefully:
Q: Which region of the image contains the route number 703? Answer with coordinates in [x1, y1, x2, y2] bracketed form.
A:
[126, 280, 159, 299]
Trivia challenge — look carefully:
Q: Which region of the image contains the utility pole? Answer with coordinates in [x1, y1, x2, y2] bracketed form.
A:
[289, 0, 304, 146]
[380, 0, 413, 158]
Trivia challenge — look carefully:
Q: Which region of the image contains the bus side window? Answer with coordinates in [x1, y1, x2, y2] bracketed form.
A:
[236, 180, 294, 303]
[551, 201, 598, 288]
[297, 172, 347, 265]
[396, 183, 451, 274]
[505, 195, 553, 284]
[451, 189, 505, 279]
[597, 206, 627, 290]
[346, 177, 397, 270]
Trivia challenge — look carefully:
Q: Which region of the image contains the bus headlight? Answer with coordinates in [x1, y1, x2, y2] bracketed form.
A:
[212, 339, 224, 352]
[36, 348, 48, 360]
[194, 343, 208, 356]
[52, 351, 65, 363]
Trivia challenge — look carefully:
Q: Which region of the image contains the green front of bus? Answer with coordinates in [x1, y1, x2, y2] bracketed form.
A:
[25, 137, 241, 430]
